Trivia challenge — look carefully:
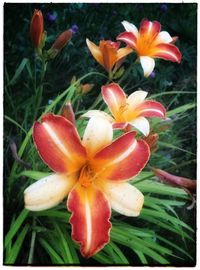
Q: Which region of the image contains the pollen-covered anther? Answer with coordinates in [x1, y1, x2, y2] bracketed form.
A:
[79, 164, 96, 188]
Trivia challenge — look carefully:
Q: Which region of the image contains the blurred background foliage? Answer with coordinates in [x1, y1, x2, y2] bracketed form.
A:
[4, 2, 196, 266]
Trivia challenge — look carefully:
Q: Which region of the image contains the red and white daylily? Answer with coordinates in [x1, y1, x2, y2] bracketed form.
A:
[83, 83, 166, 136]
[24, 113, 150, 257]
[117, 19, 182, 77]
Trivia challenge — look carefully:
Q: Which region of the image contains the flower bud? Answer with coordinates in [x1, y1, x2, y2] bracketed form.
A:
[61, 102, 75, 125]
[52, 29, 72, 51]
[151, 167, 196, 192]
[80, 83, 94, 94]
[30, 9, 44, 48]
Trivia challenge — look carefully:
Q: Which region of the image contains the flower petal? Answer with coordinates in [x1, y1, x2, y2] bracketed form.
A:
[86, 38, 103, 67]
[127, 90, 148, 109]
[100, 41, 118, 71]
[93, 132, 150, 181]
[100, 181, 144, 216]
[130, 116, 150, 136]
[116, 47, 133, 62]
[82, 116, 113, 156]
[152, 43, 182, 63]
[139, 19, 161, 38]
[82, 110, 114, 122]
[67, 183, 111, 258]
[117, 31, 137, 49]
[140, 56, 155, 77]
[122, 20, 139, 37]
[112, 122, 128, 130]
[155, 31, 173, 44]
[101, 83, 126, 119]
[135, 100, 166, 118]
[33, 113, 86, 173]
[24, 173, 76, 211]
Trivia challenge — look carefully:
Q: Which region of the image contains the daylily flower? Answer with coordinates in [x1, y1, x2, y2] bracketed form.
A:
[117, 19, 182, 77]
[24, 113, 150, 257]
[86, 39, 133, 73]
[30, 9, 44, 48]
[83, 83, 166, 136]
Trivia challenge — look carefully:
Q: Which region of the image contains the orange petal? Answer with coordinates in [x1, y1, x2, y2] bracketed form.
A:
[135, 100, 166, 118]
[117, 31, 137, 49]
[152, 43, 182, 63]
[33, 113, 86, 173]
[101, 83, 126, 119]
[67, 183, 111, 258]
[116, 47, 133, 61]
[99, 41, 117, 71]
[139, 19, 161, 38]
[86, 38, 103, 67]
[93, 132, 150, 181]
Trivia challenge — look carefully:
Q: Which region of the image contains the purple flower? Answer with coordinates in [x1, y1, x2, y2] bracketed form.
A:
[150, 71, 156, 78]
[46, 11, 57, 23]
[71, 24, 79, 34]
[160, 4, 168, 12]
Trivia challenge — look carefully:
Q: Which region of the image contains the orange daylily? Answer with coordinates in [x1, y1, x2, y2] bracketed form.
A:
[24, 113, 150, 257]
[30, 9, 44, 48]
[83, 83, 166, 136]
[117, 19, 182, 77]
[86, 39, 133, 72]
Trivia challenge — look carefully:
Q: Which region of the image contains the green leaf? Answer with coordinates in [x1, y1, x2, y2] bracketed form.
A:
[53, 223, 74, 264]
[5, 209, 29, 249]
[7, 58, 29, 86]
[4, 115, 27, 134]
[166, 103, 196, 117]
[135, 180, 188, 198]
[5, 224, 29, 264]
[19, 170, 51, 180]
[39, 238, 64, 264]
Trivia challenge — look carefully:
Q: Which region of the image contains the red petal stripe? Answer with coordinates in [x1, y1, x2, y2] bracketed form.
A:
[135, 100, 166, 118]
[33, 113, 86, 173]
[117, 31, 137, 49]
[139, 19, 161, 38]
[93, 132, 150, 181]
[101, 83, 126, 119]
[67, 184, 111, 258]
[153, 43, 182, 63]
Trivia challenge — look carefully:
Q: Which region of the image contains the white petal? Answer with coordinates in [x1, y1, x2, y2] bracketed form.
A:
[130, 117, 150, 136]
[122, 20, 139, 37]
[81, 110, 114, 122]
[24, 173, 76, 211]
[82, 116, 113, 156]
[127, 90, 148, 109]
[102, 181, 144, 216]
[140, 56, 155, 77]
[156, 31, 173, 44]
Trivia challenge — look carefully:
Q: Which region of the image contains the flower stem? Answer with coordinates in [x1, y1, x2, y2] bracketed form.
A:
[28, 217, 36, 265]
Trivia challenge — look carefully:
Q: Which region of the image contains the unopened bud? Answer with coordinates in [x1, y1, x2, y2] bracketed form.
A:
[30, 9, 44, 48]
[61, 102, 75, 125]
